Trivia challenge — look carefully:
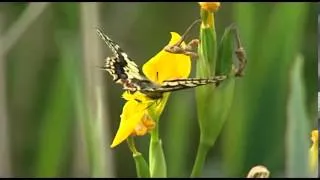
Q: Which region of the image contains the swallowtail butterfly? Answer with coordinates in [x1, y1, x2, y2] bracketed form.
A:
[96, 28, 227, 99]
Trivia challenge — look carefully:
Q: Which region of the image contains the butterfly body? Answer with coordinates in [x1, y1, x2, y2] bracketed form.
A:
[97, 28, 227, 100]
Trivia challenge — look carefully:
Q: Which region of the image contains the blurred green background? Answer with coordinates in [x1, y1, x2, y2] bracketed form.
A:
[0, 2, 317, 178]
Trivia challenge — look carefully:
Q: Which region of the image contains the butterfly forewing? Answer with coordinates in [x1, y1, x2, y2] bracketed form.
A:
[96, 28, 147, 91]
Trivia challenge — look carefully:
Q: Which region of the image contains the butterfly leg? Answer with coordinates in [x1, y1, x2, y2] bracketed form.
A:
[165, 38, 200, 58]
[230, 24, 247, 77]
[164, 19, 201, 58]
[185, 39, 200, 51]
[183, 39, 200, 58]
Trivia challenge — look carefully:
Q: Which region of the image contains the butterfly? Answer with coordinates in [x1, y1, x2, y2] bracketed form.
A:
[96, 28, 227, 99]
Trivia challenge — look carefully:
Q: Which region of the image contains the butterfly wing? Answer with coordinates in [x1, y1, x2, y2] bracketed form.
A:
[97, 28, 228, 98]
[140, 75, 227, 95]
[96, 28, 147, 91]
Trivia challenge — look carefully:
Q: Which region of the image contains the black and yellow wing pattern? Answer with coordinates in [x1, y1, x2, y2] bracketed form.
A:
[96, 28, 227, 99]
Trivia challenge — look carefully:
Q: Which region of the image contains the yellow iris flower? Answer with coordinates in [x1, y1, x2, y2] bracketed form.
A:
[309, 129, 318, 173]
[110, 32, 191, 148]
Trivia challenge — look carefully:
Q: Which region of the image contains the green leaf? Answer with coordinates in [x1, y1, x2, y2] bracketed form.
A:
[34, 30, 78, 177]
[56, 30, 109, 177]
[133, 153, 150, 178]
[149, 139, 167, 177]
[216, 25, 235, 76]
[34, 56, 73, 177]
[165, 93, 193, 177]
[190, 141, 211, 177]
[286, 54, 310, 177]
[192, 76, 236, 178]
[222, 3, 255, 175]
[206, 77, 235, 143]
[197, 26, 217, 78]
[223, 3, 309, 176]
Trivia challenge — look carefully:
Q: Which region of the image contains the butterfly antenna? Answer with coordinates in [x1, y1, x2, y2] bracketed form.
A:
[96, 65, 107, 71]
[174, 19, 201, 47]
[230, 25, 247, 77]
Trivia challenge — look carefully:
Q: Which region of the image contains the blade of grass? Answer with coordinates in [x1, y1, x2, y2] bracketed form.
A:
[221, 3, 255, 176]
[0, 4, 51, 176]
[33, 3, 83, 177]
[0, 2, 50, 57]
[34, 48, 74, 177]
[50, 3, 89, 177]
[0, 12, 11, 178]
[223, 2, 309, 176]
[80, 2, 114, 177]
[286, 54, 310, 178]
[244, 3, 309, 174]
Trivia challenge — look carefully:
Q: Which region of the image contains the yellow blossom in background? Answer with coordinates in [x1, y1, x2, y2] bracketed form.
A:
[110, 32, 191, 148]
[198, 2, 220, 12]
[309, 129, 318, 173]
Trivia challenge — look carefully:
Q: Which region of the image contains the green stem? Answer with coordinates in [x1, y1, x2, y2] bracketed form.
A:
[128, 137, 150, 178]
[148, 94, 169, 177]
[127, 137, 138, 155]
[191, 140, 211, 177]
[149, 118, 167, 177]
[151, 124, 159, 142]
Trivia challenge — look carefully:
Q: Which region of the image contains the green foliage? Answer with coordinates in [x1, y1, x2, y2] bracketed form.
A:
[2, 2, 316, 178]
[133, 152, 150, 178]
[149, 139, 167, 177]
[286, 55, 310, 177]
[223, 2, 313, 176]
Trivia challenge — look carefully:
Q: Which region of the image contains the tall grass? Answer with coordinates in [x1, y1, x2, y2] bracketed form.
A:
[222, 2, 314, 177]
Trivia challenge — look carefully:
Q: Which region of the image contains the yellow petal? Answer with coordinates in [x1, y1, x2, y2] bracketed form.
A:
[309, 145, 318, 173]
[142, 32, 191, 84]
[110, 100, 149, 148]
[122, 91, 153, 103]
[122, 91, 136, 101]
[311, 130, 318, 144]
[309, 130, 318, 172]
